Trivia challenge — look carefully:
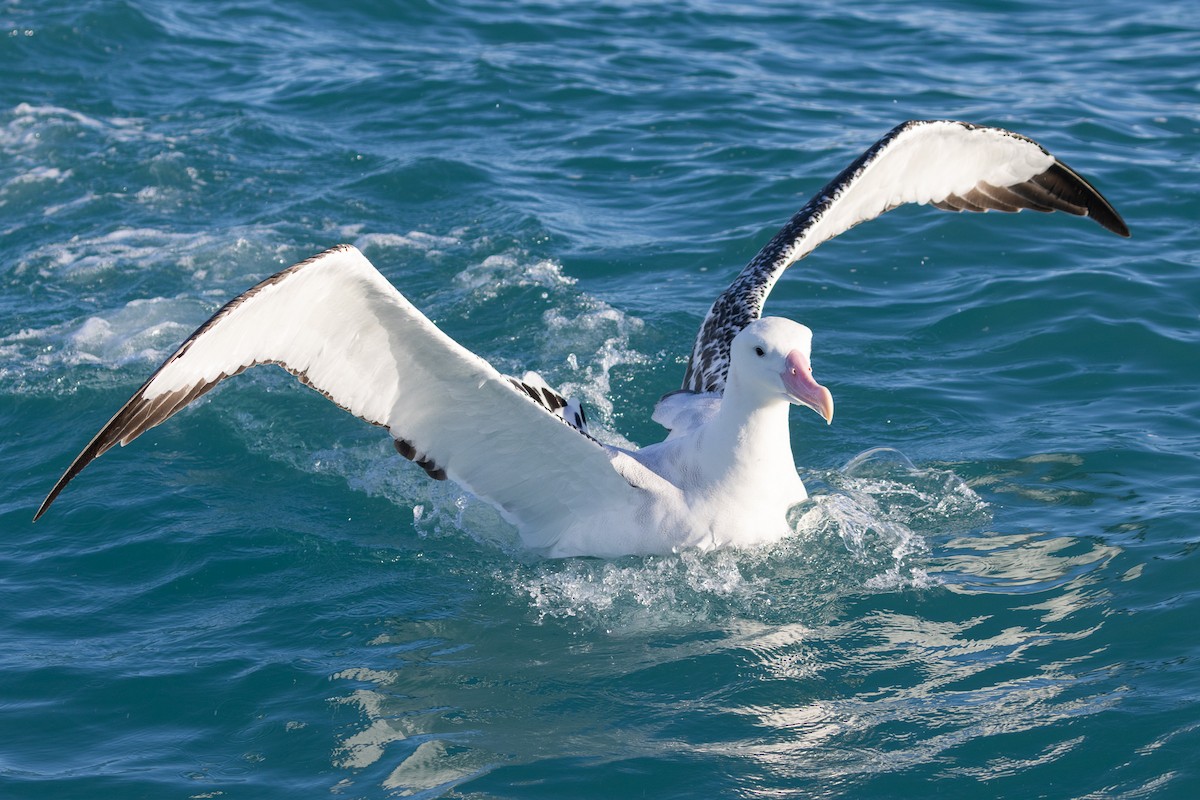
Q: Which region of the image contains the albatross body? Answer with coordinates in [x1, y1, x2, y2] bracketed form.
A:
[36, 120, 1129, 557]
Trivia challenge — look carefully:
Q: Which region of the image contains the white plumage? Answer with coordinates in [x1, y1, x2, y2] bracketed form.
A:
[37, 120, 1128, 556]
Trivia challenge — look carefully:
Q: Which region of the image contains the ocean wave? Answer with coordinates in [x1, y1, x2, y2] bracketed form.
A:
[1, 102, 166, 153]
[2, 226, 503, 381]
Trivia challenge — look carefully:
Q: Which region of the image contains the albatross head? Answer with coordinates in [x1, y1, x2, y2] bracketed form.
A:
[730, 318, 834, 424]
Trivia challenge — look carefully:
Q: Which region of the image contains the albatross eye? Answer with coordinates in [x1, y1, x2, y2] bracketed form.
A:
[754, 346, 765, 357]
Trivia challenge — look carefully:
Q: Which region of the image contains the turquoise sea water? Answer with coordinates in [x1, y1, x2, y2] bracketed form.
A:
[3, 1, 1198, 797]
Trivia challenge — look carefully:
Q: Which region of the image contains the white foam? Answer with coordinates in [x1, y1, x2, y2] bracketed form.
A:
[3, 225, 314, 394]
[3, 165, 71, 185]
[16, 227, 205, 280]
[1, 165, 75, 218]
[508, 548, 758, 626]
[543, 299, 647, 429]
[453, 252, 576, 298]
[41, 191, 99, 218]
[0, 295, 207, 393]
[13, 223, 307, 287]
[67, 298, 199, 366]
[354, 230, 461, 254]
[4, 102, 166, 148]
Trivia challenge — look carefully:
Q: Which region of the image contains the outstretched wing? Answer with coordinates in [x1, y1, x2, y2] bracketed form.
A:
[682, 119, 1130, 393]
[37, 245, 640, 552]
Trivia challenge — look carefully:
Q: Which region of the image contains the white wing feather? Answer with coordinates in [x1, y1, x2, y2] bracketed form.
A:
[38, 245, 642, 553]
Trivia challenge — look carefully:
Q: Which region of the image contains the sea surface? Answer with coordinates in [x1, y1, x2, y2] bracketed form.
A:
[2, 1, 1198, 798]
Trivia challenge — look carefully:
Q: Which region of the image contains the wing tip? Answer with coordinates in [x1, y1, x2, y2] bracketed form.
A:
[1046, 160, 1131, 238]
[33, 440, 106, 522]
[1097, 210, 1132, 238]
[33, 482, 68, 521]
[32, 496, 53, 522]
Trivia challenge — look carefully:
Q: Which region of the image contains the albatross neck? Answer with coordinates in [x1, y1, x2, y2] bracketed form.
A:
[702, 381, 797, 478]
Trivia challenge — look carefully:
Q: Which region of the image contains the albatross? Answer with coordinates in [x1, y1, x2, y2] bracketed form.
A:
[35, 120, 1129, 557]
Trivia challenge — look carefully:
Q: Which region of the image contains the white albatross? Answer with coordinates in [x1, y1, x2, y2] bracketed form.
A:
[35, 120, 1129, 557]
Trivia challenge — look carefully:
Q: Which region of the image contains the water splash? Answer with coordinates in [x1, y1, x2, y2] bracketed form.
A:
[506, 548, 760, 627]
[782, 448, 989, 592]
[544, 299, 647, 431]
[452, 252, 576, 299]
[500, 453, 989, 629]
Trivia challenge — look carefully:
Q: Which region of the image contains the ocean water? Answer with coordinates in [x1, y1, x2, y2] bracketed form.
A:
[2, 0, 1198, 797]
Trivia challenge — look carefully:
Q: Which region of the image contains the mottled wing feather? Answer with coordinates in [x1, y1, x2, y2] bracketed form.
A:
[506, 372, 590, 435]
[682, 119, 1130, 393]
[37, 245, 638, 552]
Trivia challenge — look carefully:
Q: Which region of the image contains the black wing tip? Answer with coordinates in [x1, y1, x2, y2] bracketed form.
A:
[1094, 205, 1131, 238]
[1044, 161, 1130, 238]
[31, 382, 195, 522]
[33, 483, 68, 521]
[33, 442, 105, 522]
[1101, 212, 1132, 238]
[32, 496, 53, 522]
